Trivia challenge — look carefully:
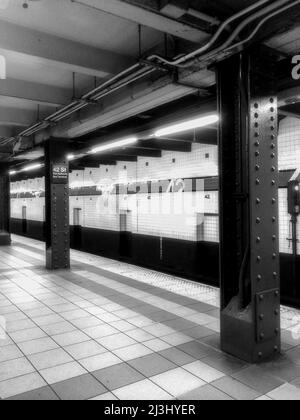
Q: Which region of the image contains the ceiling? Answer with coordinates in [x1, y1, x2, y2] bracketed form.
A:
[0, 0, 299, 167]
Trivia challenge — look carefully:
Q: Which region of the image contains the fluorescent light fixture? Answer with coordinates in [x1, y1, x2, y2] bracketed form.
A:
[155, 114, 219, 138]
[0, 55, 6, 80]
[23, 163, 43, 172]
[91, 137, 138, 154]
[67, 154, 75, 161]
[9, 170, 17, 176]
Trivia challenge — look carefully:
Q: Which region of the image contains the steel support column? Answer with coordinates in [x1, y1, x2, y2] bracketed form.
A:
[44, 139, 70, 270]
[217, 48, 281, 363]
[0, 165, 11, 246]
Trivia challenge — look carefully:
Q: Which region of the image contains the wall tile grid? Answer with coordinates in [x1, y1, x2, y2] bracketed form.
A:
[9, 118, 300, 253]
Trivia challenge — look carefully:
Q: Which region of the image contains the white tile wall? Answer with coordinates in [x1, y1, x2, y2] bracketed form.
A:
[279, 117, 300, 170]
[9, 120, 300, 255]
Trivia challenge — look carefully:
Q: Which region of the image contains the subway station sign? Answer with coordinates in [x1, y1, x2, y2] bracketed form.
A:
[51, 163, 68, 184]
[292, 55, 300, 80]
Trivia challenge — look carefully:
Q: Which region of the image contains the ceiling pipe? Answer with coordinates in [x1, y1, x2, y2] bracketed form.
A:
[148, 0, 273, 66]
[3, 0, 293, 151]
[186, 8, 220, 26]
[184, 0, 300, 69]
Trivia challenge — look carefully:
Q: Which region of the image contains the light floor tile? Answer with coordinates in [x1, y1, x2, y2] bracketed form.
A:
[0, 357, 35, 381]
[144, 338, 172, 352]
[52, 330, 90, 347]
[113, 343, 153, 362]
[65, 340, 106, 360]
[28, 348, 73, 370]
[6, 318, 36, 333]
[183, 361, 225, 383]
[110, 320, 136, 332]
[126, 329, 156, 342]
[96, 313, 120, 323]
[18, 337, 59, 356]
[0, 344, 23, 363]
[113, 379, 173, 400]
[162, 332, 192, 346]
[97, 333, 137, 351]
[40, 362, 87, 385]
[151, 367, 206, 397]
[62, 309, 90, 321]
[10, 327, 47, 343]
[80, 352, 122, 372]
[267, 383, 300, 400]
[41, 321, 76, 336]
[32, 314, 65, 327]
[83, 325, 119, 340]
[71, 317, 103, 330]
[90, 392, 118, 400]
[0, 373, 46, 399]
[143, 324, 175, 338]
[0, 335, 14, 347]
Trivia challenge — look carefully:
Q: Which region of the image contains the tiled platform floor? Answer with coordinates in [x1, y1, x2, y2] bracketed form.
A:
[1, 236, 300, 400]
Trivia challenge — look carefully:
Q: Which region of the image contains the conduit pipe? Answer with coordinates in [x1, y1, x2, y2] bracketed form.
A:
[2, 0, 295, 149]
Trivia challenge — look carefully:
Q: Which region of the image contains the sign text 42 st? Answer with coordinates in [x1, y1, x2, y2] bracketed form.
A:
[292, 55, 300, 80]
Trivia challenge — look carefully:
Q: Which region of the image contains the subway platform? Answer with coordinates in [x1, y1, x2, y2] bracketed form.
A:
[0, 235, 300, 401]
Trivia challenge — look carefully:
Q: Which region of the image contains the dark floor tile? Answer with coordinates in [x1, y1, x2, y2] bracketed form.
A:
[282, 330, 300, 347]
[178, 384, 233, 401]
[136, 305, 161, 316]
[212, 376, 262, 400]
[128, 353, 176, 377]
[259, 358, 300, 382]
[201, 353, 248, 375]
[150, 311, 178, 323]
[93, 362, 144, 391]
[186, 302, 216, 313]
[164, 318, 196, 331]
[286, 347, 300, 366]
[177, 341, 215, 359]
[185, 326, 216, 340]
[232, 366, 285, 394]
[291, 377, 300, 389]
[200, 334, 221, 350]
[51, 374, 106, 400]
[205, 309, 220, 318]
[158, 347, 196, 366]
[7, 386, 59, 401]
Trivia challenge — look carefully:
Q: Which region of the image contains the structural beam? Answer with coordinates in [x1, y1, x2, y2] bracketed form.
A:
[60, 80, 199, 138]
[0, 20, 134, 78]
[94, 155, 138, 162]
[137, 139, 192, 152]
[217, 49, 281, 363]
[115, 148, 162, 158]
[0, 165, 11, 246]
[0, 79, 72, 107]
[0, 107, 36, 127]
[0, 127, 13, 138]
[45, 139, 70, 270]
[73, 0, 209, 43]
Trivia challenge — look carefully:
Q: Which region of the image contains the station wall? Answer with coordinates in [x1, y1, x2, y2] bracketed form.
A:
[10, 117, 300, 305]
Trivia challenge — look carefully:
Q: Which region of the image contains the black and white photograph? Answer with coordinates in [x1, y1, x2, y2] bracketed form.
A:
[0, 0, 300, 404]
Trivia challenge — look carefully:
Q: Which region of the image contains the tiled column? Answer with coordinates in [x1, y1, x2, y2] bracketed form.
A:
[44, 139, 70, 270]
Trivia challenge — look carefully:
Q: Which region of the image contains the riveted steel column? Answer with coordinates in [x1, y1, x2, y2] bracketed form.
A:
[0, 165, 11, 246]
[217, 48, 281, 363]
[45, 139, 70, 270]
